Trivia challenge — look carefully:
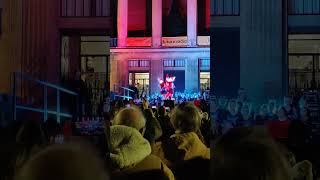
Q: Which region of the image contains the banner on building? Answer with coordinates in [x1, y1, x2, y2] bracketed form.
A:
[197, 36, 210, 46]
[162, 36, 210, 47]
[162, 37, 188, 47]
[127, 37, 152, 47]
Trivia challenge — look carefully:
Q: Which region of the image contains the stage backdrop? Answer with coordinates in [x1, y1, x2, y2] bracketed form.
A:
[164, 70, 185, 93]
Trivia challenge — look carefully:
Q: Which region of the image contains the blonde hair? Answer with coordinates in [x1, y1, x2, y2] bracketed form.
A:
[113, 107, 146, 132]
[170, 102, 201, 133]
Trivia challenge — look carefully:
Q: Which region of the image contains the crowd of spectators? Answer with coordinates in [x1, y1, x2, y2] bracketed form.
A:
[211, 95, 312, 137]
[0, 91, 318, 180]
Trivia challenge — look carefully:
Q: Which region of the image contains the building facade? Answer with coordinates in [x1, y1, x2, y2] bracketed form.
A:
[0, 0, 113, 93]
[0, 0, 113, 119]
[211, 0, 320, 102]
[110, 0, 210, 97]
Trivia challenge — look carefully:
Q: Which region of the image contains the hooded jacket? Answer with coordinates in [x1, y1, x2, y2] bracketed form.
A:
[152, 132, 210, 169]
[110, 125, 174, 180]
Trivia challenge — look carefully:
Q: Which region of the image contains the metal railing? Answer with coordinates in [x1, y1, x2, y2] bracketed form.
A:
[211, 0, 240, 16]
[110, 36, 210, 48]
[289, 0, 320, 15]
[61, 0, 110, 17]
[13, 72, 78, 123]
[112, 84, 134, 101]
[110, 38, 118, 47]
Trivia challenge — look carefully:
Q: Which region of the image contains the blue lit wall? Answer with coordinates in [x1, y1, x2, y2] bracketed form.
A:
[211, 28, 240, 98]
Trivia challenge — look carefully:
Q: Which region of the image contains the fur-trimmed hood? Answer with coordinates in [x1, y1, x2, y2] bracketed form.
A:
[169, 132, 210, 160]
[152, 132, 210, 168]
[110, 125, 151, 169]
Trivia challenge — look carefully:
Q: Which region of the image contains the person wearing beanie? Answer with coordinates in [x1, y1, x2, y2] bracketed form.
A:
[110, 125, 174, 180]
[112, 107, 146, 135]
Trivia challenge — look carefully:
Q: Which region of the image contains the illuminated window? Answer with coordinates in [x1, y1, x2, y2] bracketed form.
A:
[163, 59, 185, 67]
[129, 72, 150, 97]
[212, 0, 240, 16]
[128, 60, 150, 67]
[175, 59, 185, 67]
[140, 60, 150, 67]
[128, 60, 139, 67]
[200, 72, 210, 91]
[200, 58, 210, 68]
[163, 59, 174, 67]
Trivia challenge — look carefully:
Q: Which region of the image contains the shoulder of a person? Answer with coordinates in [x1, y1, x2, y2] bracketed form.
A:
[119, 155, 164, 176]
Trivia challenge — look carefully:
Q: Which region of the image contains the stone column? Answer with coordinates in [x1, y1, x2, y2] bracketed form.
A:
[150, 57, 164, 95]
[109, 54, 118, 91]
[152, 0, 162, 47]
[187, 0, 197, 47]
[240, 0, 286, 101]
[117, 0, 128, 47]
[185, 56, 199, 92]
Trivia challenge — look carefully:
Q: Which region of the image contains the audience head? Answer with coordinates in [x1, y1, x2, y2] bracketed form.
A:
[143, 108, 161, 142]
[113, 107, 146, 135]
[227, 99, 237, 112]
[16, 119, 46, 146]
[115, 100, 125, 110]
[284, 96, 292, 107]
[219, 97, 228, 108]
[43, 118, 61, 139]
[144, 108, 156, 119]
[110, 125, 151, 170]
[259, 104, 268, 116]
[278, 107, 288, 120]
[241, 103, 251, 117]
[238, 88, 248, 101]
[268, 100, 277, 114]
[170, 102, 201, 134]
[292, 160, 313, 180]
[298, 96, 306, 109]
[301, 108, 311, 122]
[14, 144, 109, 180]
[236, 101, 243, 113]
[211, 127, 291, 180]
[157, 106, 166, 117]
[211, 99, 218, 111]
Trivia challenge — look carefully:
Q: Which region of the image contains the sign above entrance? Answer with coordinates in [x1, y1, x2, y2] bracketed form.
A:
[162, 36, 210, 47]
[127, 37, 152, 47]
[197, 36, 210, 46]
[162, 37, 188, 47]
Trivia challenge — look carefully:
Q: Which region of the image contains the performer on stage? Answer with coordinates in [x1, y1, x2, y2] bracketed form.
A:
[158, 75, 176, 100]
[158, 78, 167, 99]
[165, 74, 176, 100]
